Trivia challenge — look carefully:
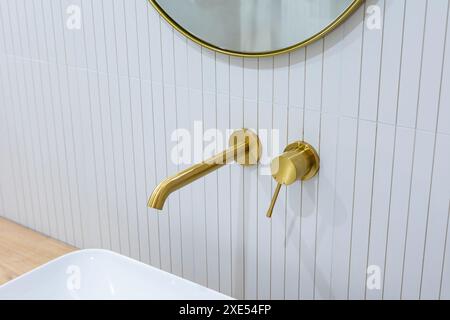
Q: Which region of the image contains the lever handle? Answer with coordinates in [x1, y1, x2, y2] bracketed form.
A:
[266, 141, 320, 219]
[267, 183, 282, 218]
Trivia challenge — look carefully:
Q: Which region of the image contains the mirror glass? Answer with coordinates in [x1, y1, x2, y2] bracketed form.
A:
[151, 0, 358, 55]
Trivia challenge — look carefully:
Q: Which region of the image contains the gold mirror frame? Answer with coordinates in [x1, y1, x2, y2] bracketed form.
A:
[148, 0, 364, 57]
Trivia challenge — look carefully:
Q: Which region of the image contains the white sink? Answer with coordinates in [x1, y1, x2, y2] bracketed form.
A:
[0, 249, 231, 300]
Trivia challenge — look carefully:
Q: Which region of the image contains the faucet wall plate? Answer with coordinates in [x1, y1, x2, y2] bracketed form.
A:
[280, 141, 320, 181]
[229, 129, 262, 166]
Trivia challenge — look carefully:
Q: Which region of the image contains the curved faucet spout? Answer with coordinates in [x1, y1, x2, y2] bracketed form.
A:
[148, 161, 224, 210]
[148, 129, 261, 211]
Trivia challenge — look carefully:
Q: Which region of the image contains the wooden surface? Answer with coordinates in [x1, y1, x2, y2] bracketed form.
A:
[0, 217, 76, 285]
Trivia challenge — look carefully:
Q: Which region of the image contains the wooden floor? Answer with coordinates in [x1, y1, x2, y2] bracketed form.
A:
[0, 217, 76, 285]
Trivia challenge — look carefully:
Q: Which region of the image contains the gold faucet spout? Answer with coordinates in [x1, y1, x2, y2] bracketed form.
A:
[148, 156, 227, 210]
[148, 129, 261, 210]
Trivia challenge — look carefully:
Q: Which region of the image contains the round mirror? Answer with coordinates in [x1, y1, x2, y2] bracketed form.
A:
[149, 0, 363, 57]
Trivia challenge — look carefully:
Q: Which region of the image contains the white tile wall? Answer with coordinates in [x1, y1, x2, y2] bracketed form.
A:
[0, 0, 449, 300]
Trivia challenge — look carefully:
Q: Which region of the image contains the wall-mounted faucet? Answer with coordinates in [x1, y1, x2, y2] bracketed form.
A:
[266, 141, 320, 218]
[148, 129, 262, 210]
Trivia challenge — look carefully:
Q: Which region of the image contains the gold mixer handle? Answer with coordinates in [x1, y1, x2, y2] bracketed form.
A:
[266, 183, 283, 218]
[265, 141, 320, 219]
